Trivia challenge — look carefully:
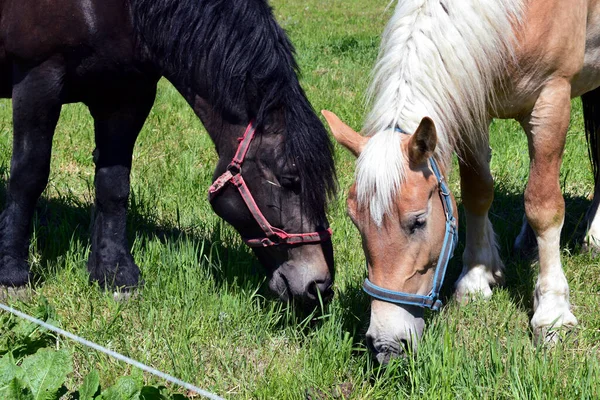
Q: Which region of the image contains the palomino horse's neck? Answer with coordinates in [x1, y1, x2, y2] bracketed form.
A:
[363, 0, 524, 155]
[356, 0, 523, 225]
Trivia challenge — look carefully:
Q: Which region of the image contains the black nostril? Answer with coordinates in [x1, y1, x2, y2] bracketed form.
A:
[365, 334, 377, 353]
[306, 279, 334, 302]
[398, 338, 410, 354]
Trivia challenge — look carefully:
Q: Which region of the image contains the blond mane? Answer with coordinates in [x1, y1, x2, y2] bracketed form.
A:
[357, 0, 524, 225]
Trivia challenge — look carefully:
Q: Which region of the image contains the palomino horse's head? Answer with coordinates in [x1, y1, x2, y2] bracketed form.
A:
[323, 111, 458, 362]
[208, 114, 335, 311]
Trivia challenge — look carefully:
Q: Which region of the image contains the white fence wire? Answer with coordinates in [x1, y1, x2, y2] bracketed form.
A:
[0, 302, 225, 400]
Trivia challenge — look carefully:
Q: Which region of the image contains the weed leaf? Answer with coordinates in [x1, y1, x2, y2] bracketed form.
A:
[99, 375, 142, 400]
[20, 348, 72, 400]
[1, 377, 33, 400]
[0, 353, 21, 386]
[80, 370, 100, 400]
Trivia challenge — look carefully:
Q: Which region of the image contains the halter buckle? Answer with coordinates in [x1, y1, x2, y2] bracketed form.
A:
[227, 161, 241, 175]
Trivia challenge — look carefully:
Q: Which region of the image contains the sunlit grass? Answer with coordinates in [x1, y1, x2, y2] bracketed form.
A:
[1, 0, 599, 398]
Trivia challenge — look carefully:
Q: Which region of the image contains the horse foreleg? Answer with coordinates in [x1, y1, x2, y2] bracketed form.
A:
[0, 60, 63, 289]
[521, 79, 577, 343]
[454, 133, 504, 302]
[86, 83, 156, 295]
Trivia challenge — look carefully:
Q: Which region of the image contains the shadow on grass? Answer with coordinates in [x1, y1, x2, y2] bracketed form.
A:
[0, 172, 595, 342]
[440, 186, 592, 315]
[0, 173, 271, 302]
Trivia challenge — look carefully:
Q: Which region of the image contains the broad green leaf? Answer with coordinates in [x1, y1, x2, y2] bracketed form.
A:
[80, 370, 100, 400]
[20, 348, 72, 400]
[0, 377, 34, 400]
[99, 376, 142, 400]
[0, 353, 20, 386]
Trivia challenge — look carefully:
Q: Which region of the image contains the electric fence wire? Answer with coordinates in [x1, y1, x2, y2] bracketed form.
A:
[0, 301, 225, 400]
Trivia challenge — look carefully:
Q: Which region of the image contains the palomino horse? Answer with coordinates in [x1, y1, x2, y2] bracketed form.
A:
[0, 0, 336, 308]
[324, 0, 600, 362]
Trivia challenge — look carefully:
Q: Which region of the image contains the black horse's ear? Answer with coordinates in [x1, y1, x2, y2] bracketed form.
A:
[408, 117, 437, 165]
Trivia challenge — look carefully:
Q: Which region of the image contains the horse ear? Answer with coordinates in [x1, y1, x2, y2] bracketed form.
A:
[408, 117, 437, 165]
[321, 110, 368, 158]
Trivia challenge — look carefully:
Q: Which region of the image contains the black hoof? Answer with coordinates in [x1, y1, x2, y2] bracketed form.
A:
[88, 256, 141, 292]
[0, 254, 31, 287]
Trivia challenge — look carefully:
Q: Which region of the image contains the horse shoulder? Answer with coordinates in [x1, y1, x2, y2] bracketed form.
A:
[495, 0, 591, 118]
[0, 0, 133, 67]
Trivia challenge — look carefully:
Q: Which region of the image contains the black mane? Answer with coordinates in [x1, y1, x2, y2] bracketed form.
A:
[131, 0, 336, 219]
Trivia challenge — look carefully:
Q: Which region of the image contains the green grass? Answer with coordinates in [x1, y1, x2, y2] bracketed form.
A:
[1, 0, 600, 398]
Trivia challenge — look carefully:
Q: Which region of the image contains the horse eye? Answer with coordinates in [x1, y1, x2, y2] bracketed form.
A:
[409, 216, 427, 233]
[280, 175, 301, 190]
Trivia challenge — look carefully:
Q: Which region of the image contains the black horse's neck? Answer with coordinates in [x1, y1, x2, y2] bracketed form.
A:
[131, 0, 294, 123]
[129, 0, 336, 217]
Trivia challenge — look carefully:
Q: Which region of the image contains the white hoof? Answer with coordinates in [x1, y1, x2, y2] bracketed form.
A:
[454, 265, 494, 303]
[531, 294, 577, 344]
[112, 290, 138, 302]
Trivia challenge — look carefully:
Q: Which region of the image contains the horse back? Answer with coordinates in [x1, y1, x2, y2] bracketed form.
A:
[0, 0, 142, 99]
[495, 0, 600, 117]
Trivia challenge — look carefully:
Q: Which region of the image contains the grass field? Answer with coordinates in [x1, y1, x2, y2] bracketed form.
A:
[1, 0, 600, 398]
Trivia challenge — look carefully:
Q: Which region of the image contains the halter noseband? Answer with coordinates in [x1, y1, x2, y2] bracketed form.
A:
[362, 127, 458, 311]
[208, 121, 332, 247]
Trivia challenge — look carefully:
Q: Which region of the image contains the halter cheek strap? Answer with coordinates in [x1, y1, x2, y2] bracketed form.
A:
[362, 143, 458, 310]
[208, 121, 332, 247]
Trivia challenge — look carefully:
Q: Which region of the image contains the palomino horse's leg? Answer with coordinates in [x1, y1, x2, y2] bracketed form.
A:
[86, 83, 156, 294]
[520, 79, 577, 342]
[0, 60, 63, 289]
[454, 130, 504, 301]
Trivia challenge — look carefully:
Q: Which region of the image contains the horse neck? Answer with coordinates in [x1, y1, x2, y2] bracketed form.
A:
[129, 0, 301, 152]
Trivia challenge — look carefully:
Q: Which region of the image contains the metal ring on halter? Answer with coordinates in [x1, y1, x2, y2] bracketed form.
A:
[361, 126, 459, 310]
[207, 121, 333, 247]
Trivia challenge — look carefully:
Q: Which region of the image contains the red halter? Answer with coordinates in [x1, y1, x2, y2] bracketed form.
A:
[208, 121, 333, 247]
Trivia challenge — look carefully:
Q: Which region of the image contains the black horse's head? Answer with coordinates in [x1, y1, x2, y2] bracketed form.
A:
[132, 0, 337, 309]
[209, 107, 336, 310]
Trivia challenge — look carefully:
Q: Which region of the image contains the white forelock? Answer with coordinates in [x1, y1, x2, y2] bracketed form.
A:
[357, 0, 524, 225]
[356, 130, 406, 226]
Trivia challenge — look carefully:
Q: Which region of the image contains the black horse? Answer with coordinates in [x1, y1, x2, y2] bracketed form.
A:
[0, 0, 336, 308]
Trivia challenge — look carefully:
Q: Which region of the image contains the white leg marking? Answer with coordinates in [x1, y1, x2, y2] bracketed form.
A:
[454, 211, 503, 302]
[585, 199, 600, 253]
[531, 226, 577, 342]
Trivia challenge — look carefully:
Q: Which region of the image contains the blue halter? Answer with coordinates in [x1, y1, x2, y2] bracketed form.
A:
[362, 127, 459, 311]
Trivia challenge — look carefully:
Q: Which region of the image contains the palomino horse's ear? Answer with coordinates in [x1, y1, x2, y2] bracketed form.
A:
[321, 110, 368, 158]
[408, 117, 437, 165]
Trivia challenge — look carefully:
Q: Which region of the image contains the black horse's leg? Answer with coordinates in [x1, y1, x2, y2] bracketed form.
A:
[86, 83, 156, 292]
[0, 60, 63, 287]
